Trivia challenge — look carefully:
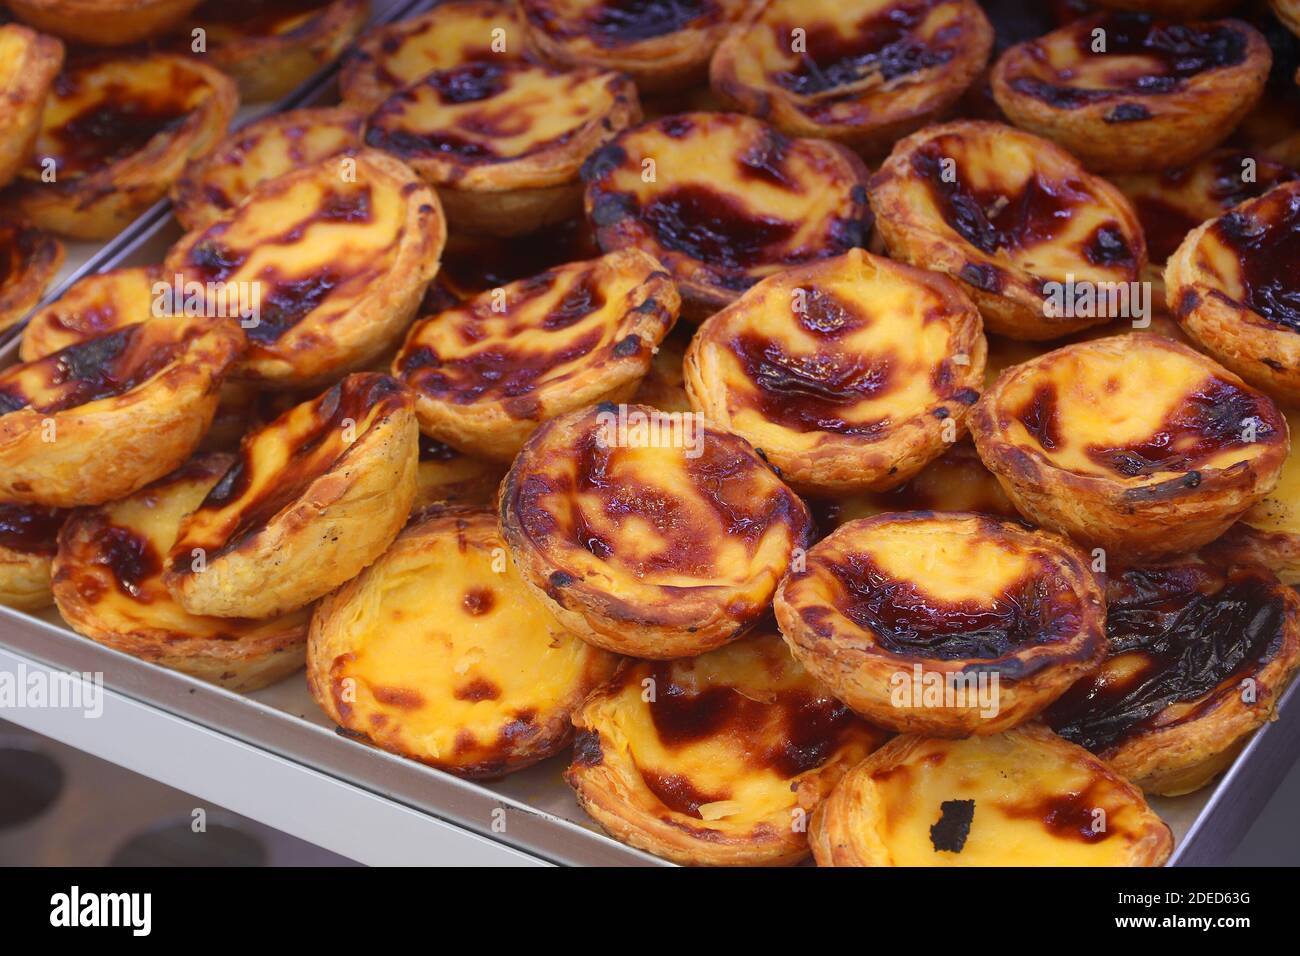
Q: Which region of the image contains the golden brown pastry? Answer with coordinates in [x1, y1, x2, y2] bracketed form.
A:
[810, 724, 1173, 866]
[519, 0, 745, 94]
[0, 25, 64, 190]
[4, 54, 236, 240]
[6, 0, 201, 46]
[566, 626, 887, 866]
[684, 247, 985, 495]
[308, 507, 620, 778]
[365, 60, 639, 237]
[52, 454, 309, 691]
[805, 439, 1019, 537]
[339, 0, 526, 110]
[775, 512, 1106, 736]
[1166, 180, 1300, 406]
[1046, 560, 1300, 796]
[971, 333, 1290, 561]
[171, 107, 364, 231]
[868, 121, 1146, 340]
[395, 248, 678, 461]
[633, 322, 692, 413]
[185, 0, 370, 103]
[0, 317, 243, 507]
[1273, 0, 1300, 39]
[710, 0, 993, 157]
[164, 148, 445, 388]
[162, 373, 417, 619]
[1206, 406, 1300, 584]
[499, 403, 811, 658]
[992, 12, 1272, 174]
[18, 266, 160, 360]
[0, 219, 63, 337]
[582, 111, 872, 321]
[0, 503, 64, 610]
[412, 435, 505, 512]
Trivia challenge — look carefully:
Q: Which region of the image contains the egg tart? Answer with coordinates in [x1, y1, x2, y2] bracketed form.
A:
[566, 626, 887, 866]
[809, 724, 1173, 866]
[500, 403, 811, 658]
[365, 60, 639, 238]
[868, 121, 1145, 341]
[709, 0, 993, 158]
[0, 317, 243, 508]
[992, 13, 1271, 174]
[339, 0, 526, 111]
[412, 436, 505, 512]
[519, 0, 745, 94]
[1045, 560, 1300, 796]
[308, 507, 618, 778]
[5, 54, 237, 241]
[806, 439, 1019, 537]
[164, 148, 445, 388]
[633, 322, 692, 414]
[0, 219, 63, 337]
[161, 373, 416, 619]
[1274, 1, 1300, 40]
[5, 0, 201, 46]
[775, 512, 1106, 736]
[18, 266, 159, 360]
[1113, 147, 1299, 281]
[171, 107, 364, 231]
[0, 25, 63, 190]
[582, 111, 872, 321]
[971, 333, 1290, 560]
[1166, 180, 1300, 406]
[186, 0, 370, 103]
[52, 454, 309, 691]
[395, 248, 679, 461]
[0, 503, 64, 610]
[684, 248, 985, 495]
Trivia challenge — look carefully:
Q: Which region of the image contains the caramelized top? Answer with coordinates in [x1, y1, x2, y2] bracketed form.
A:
[1241, 405, 1300, 537]
[715, 0, 990, 126]
[19, 267, 161, 362]
[844, 729, 1169, 865]
[504, 403, 810, 594]
[521, 0, 740, 50]
[396, 249, 676, 419]
[315, 508, 617, 776]
[1047, 563, 1289, 752]
[871, 122, 1143, 295]
[164, 150, 434, 380]
[1186, 181, 1300, 332]
[365, 61, 632, 178]
[985, 335, 1287, 483]
[583, 112, 871, 300]
[53, 454, 310, 640]
[174, 108, 364, 229]
[571, 628, 884, 828]
[27, 57, 214, 180]
[999, 12, 1256, 110]
[168, 374, 410, 566]
[342, 1, 526, 108]
[0, 504, 64, 557]
[783, 513, 1101, 671]
[0, 318, 239, 418]
[689, 248, 982, 453]
[1114, 149, 1298, 264]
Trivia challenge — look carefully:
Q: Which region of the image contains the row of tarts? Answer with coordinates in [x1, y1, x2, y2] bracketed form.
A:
[3, 0, 1300, 866]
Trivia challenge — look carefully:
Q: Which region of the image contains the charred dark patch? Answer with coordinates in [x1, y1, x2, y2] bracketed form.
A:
[461, 586, 495, 616]
[930, 798, 975, 853]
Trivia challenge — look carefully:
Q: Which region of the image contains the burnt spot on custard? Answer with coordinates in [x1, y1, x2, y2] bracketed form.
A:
[929, 798, 975, 853]
[524, 0, 723, 48]
[1046, 565, 1286, 752]
[172, 374, 406, 565]
[89, 524, 161, 601]
[0, 504, 65, 557]
[818, 546, 1087, 669]
[1210, 191, 1300, 331]
[911, 142, 1099, 255]
[0, 324, 187, 417]
[1000, 780, 1112, 843]
[1007, 13, 1250, 109]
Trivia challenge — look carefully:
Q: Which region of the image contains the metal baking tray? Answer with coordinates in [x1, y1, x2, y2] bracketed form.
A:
[3, 0, 1299, 866]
